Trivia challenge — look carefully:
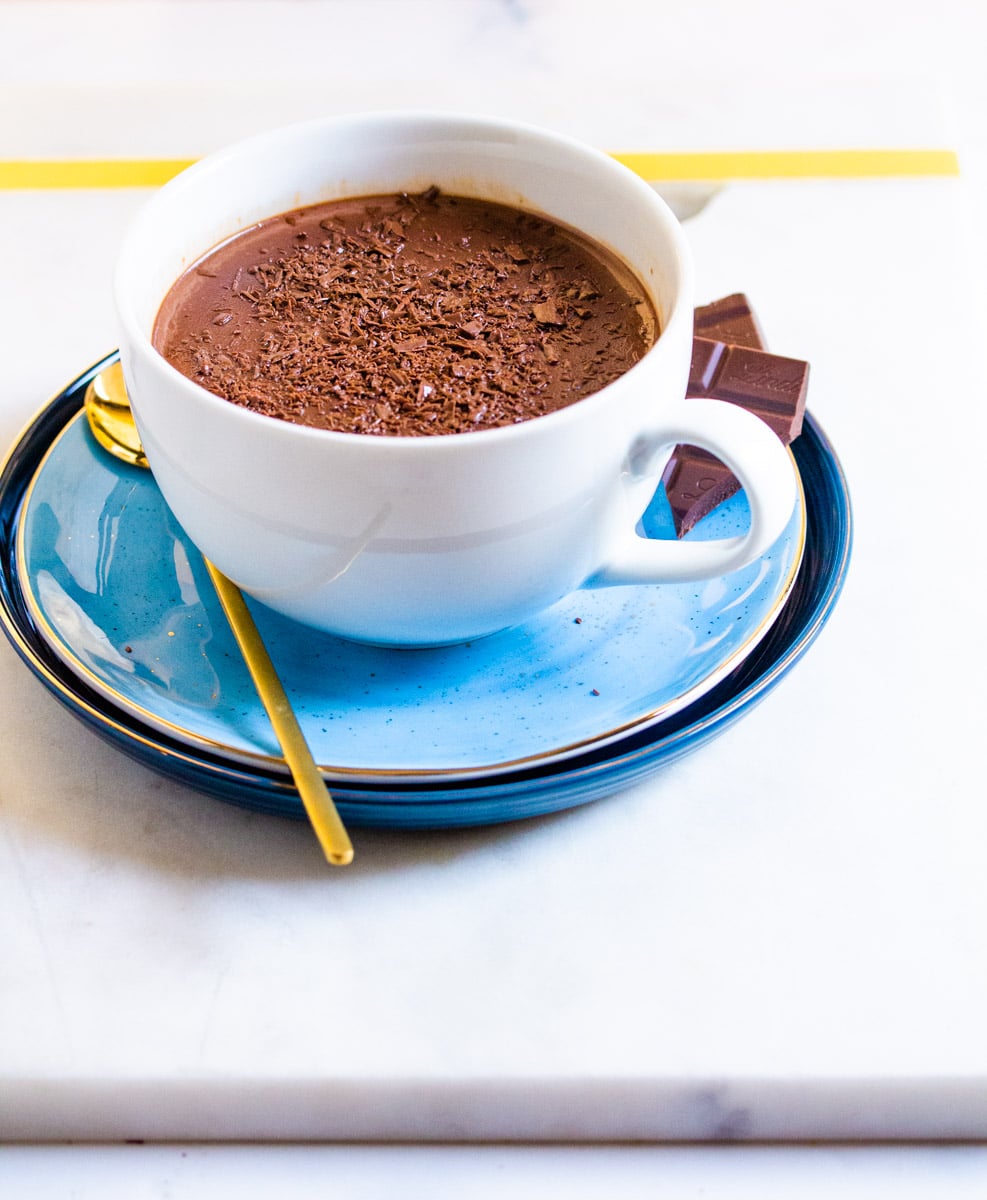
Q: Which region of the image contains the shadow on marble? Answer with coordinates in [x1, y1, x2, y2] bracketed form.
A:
[1, 655, 632, 883]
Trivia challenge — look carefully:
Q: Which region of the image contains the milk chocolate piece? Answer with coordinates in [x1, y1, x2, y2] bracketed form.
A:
[689, 339, 807, 442]
[693, 293, 765, 350]
[661, 295, 808, 536]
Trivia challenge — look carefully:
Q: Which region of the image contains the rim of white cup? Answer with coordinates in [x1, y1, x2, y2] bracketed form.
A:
[114, 109, 695, 447]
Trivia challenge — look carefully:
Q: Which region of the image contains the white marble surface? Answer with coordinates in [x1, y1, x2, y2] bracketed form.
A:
[1, 0, 986, 1171]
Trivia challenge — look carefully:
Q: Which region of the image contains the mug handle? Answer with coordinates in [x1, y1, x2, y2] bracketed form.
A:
[590, 398, 798, 586]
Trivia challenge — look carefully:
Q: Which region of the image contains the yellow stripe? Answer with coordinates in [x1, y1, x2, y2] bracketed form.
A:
[612, 148, 961, 180]
[0, 158, 195, 188]
[0, 148, 960, 189]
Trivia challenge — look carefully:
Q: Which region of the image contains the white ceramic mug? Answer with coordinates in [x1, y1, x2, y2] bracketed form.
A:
[115, 112, 796, 646]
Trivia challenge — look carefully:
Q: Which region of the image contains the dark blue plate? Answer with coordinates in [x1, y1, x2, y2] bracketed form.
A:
[0, 354, 851, 828]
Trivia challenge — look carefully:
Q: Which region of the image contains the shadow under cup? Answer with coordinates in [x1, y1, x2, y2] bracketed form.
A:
[114, 112, 788, 646]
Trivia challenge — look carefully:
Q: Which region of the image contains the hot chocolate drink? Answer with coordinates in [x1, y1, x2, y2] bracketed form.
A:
[153, 188, 657, 436]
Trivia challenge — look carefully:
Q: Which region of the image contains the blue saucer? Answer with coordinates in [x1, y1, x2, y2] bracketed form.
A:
[0, 354, 851, 828]
[16, 406, 804, 779]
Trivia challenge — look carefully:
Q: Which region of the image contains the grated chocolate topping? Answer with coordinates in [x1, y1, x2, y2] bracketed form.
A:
[153, 189, 657, 436]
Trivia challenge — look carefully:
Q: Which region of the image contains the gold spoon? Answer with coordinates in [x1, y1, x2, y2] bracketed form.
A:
[85, 362, 354, 867]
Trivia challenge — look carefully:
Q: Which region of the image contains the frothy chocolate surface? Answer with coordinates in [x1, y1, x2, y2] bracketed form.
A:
[153, 189, 657, 436]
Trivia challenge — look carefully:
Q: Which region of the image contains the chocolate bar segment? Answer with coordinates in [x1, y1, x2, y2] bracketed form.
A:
[660, 444, 740, 536]
[693, 293, 766, 350]
[661, 295, 808, 537]
[688, 339, 807, 442]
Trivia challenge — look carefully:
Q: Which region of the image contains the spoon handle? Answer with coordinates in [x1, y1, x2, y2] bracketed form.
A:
[204, 560, 354, 866]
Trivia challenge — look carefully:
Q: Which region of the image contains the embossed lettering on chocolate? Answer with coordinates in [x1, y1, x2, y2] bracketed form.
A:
[153, 188, 658, 436]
